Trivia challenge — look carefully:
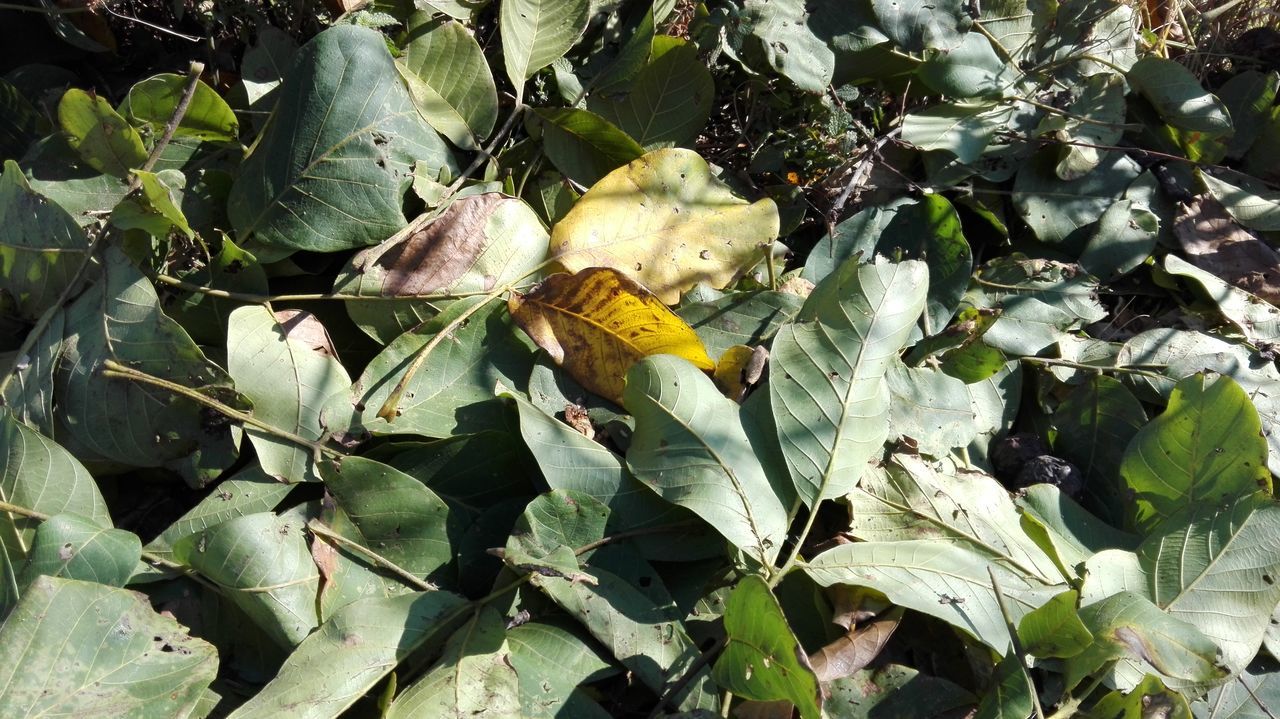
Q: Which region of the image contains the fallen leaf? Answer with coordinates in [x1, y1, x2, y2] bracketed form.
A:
[550, 148, 779, 303]
[809, 607, 903, 683]
[274, 310, 338, 358]
[1174, 197, 1280, 304]
[509, 266, 715, 403]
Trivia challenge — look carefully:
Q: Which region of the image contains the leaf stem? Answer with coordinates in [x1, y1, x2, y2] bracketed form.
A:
[769, 499, 819, 588]
[989, 567, 1047, 719]
[100, 359, 342, 460]
[307, 520, 438, 591]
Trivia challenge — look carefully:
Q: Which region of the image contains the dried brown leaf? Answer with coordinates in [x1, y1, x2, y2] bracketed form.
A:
[1175, 197, 1280, 304]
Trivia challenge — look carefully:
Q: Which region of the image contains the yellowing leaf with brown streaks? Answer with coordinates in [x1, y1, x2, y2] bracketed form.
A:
[508, 267, 714, 403]
[549, 148, 780, 303]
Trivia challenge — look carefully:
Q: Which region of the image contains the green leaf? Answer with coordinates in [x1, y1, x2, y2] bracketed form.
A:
[1140, 496, 1280, 675]
[1166, 254, 1280, 346]
[1116, 329, 1280, 476]
[901, 103, 1015, 164]
[1017, 589, 1093, 658]
[386, 607, 521, 718]
[55, 247, 240, 482]
[173, 512, 319, 648]
[770, 257, 927, 506]
[974, 653, 1035, 719]
[501, 387, 709, 559]
[1200, 171, 1280, 232]
[918, 32, 1011, 99]
[1120, 373, 1270, 533]
[145, 465, 295, 561]
[1077, 199, 1158, 280]
[1012, 150, 1142, 248]
[713, 575, 822, 718]
[504, 489, 608, 578]
[624, 355, 789, 566]
[875, 194, 972, 332]
[1050, 375, 1148, 526]
[1128, 57, 1232, 137]
[1089, 674, 1191, 719]
[871, 0, 968, 52]
[164, 233, 270, 345]
[530, 107, 644, 187]
[677, 290, 803, 359]
[335, 193, 549, 343]
[500, 0, 589, 102]
[507, 620, 615, 718]
[1048, 73, 1126, 181]
[110, 168, 193, 238]
[0, 159, 89, 321]
[228, 307, 351, 483]
[56, 88, 147, 178]
[847, 454, 1062, 583]
[739, 0, 834, 92]
[1196, 663, 1280, 718]
[226, 590, 468, 719]
[530, 554, 719, 712]
[885, 362, 977, 453]
[802, 200, 908, 283]
[123, 73, 239, 142]
[1018, 486, 1139, 577]
[348, 297, 534, 438]
[823, 663, 976, 718]
[398, 13, 498, 151]
[1065, 591, 1225, 688]
[1, 411, 110, 575]
[805, 540, 1061, 653]
[590, 37, 714, 149]
[228, 25, 456, 257]
[18, 513, 139, 589]
[320, 456, 452, 579]
[1219, 70, 1279, 159]
[0, 576, 217, 717]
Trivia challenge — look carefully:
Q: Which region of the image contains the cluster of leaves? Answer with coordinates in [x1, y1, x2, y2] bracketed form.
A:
[3, 0, 1280, 717]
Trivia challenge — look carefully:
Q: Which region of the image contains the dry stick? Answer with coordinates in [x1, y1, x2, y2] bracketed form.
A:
[0, 62, 206, 400]
[307, 520, 438, 591]
[100, 360, 341, 462]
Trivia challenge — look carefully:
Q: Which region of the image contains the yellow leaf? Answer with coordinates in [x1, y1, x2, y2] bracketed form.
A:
[508, 267, 714, 403]
[549, 148, 780, 303]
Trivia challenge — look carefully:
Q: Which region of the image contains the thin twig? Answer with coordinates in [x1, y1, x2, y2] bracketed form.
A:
[100, 359, 341, 460]
[1019, 356, 1168, 382]
[308, 520, 438, 591]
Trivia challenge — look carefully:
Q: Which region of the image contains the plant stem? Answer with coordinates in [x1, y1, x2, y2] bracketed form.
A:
[0, 499, 224, 595]
[152, 274, 528, 304]
[989, 568, 1047, 719]
[138, 61, 205, 176]
[971, 19, 1017, 64]
[100, 359, 341, 460]
[307, 520, 438, 591]
[769, 500, 819, 588]
[1011, 97, 1139, 131]
[1019, 356, 1168, 382]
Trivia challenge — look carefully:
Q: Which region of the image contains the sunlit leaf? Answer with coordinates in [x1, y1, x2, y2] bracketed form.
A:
[56, 88, 146, 178]
[770, 257, 927, 506]
[0, 576, 217, 717]
[123, 73, 239, 142]
[398, 12, 498, 151]
[500, 0, 589, 102]
[550, 148, 779, 303]
[509, 266, 713, 404]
